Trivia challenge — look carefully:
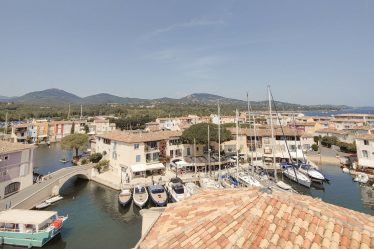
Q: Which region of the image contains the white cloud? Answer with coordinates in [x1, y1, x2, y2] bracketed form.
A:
[144, 18, 225, 38]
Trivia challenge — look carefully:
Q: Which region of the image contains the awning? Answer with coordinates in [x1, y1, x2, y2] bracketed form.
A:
[146, 163, 165, 171]
[175, 160, 191, 168]
[130, 164, 146, 172]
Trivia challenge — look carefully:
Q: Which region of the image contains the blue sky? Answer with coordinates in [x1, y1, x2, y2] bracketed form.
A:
[0, 0, 373, 106]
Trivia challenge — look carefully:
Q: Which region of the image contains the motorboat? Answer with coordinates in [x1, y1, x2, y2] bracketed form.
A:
[237, 172, 262, 188]
[276, 181, 292, 191]
[199, 177, 221, 189]
[354, 172, 369, 184]
[118, 189, 132, 207]
[220, 174, 240, 188]
[133, 185, 149, 208]
[342, 167, 350, 174]
[35, 202, 51, 210]
[0, 209, 67, 247]
[297, 164, 325, 183]
[282, 164, 311, 188]
[148, 185, 167, 207]
[45, 195, 63, 204]
[166, 177, 187, 202]
[184, 182, 200, 196]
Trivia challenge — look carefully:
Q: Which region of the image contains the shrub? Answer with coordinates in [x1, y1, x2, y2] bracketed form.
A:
[89, 153, 103, 163]
[94, 160, 110, 173]
[311, 144, 319, 151]
[81, 158, 88, 165]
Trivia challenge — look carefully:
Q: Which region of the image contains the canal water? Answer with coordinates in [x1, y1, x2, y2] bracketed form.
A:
[3, 144, 374, 249]
[2, 144, 142, 249]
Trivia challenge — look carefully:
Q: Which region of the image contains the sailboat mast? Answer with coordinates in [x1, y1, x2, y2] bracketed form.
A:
[4, 112, 8, 138]
[218, 101, 221, 177]
[247, 93, 254, 174]
[236, 109, 239, 175]
[207, 125, 210, 175]
[80, 104, 83, 120]
[194, 138, 197, 175]
[268, 85, 278, 181]
[293, 113, 298, 164]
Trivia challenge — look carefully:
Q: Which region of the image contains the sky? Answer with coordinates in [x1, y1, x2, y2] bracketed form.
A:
[0, 0, 373, 106]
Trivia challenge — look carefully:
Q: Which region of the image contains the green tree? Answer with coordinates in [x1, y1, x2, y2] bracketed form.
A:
[313, 136, 320, 144]
[84, 124, 90, 134]
[181, 123, 231, 144]
[89, 153, 103, 163]
[61, 133, 88, 158]
[71, 122, 75, 134]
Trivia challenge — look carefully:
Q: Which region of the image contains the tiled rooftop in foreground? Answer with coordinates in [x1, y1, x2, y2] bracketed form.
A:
[139, 188, 374, 249]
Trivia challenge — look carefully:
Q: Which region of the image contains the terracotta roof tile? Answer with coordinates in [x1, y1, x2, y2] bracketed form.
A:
[139, 189, 374, 249]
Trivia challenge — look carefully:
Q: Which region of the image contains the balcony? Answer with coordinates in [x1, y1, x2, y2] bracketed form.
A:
[144, 142, 160, 152]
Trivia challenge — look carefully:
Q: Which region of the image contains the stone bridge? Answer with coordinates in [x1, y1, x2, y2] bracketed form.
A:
[0, 164, 94, 211]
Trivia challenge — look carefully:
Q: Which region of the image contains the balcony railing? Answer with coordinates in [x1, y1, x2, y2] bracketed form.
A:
[144, 145, 159, 152]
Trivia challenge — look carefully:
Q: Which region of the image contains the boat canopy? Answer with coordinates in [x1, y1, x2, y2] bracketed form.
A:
[0, 209, 57, 225]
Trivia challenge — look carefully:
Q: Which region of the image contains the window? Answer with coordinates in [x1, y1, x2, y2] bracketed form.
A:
[134, 144, 139, 149]
[170, 150, 174, 158]
[4, 156, 8, 161]
[362, 150, 369, 158]
[187, 148, 191, 156]
[136, 155, 141, 162]
[4, 182, 20, 196]
[103, 139, 111, 145]
[364, 140, 369, 146]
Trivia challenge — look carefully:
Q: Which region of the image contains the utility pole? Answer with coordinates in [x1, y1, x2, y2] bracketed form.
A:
[67, 104, 71, 120]
[80, 104, 83, 120]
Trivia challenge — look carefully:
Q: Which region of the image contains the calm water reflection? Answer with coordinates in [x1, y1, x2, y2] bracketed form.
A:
[1, 144, 142, 249]
[281, 164, 374, 216]
[2, 144, 374, 249]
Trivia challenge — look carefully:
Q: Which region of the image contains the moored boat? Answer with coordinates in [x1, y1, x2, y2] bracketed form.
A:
[45, 195, 63, 204]
[35, 202, 51, 210]
[166, 177, 187, 202]
[118, 189, 132, 207]
[237, 172, 262, 188]
[133, 185, 149, 208]
[199, 177, 221, 189]
[184, 182, 200, 196]
[148, 185, 167, 207]
[354, 172, 369, 184]
[297, 164, 326, 183]
[282, 164, 311, 188]
[0, 209, 67, 248]
[276, 181, 292, 191]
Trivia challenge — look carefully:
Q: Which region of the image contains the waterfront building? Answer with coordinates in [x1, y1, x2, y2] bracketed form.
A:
[227, 127, 314, 162]
[87, 119, 116, 135]
[137, 188, 374, 248]
[335, 113, 374, 126]
[330, 118, 364, 130]
[355, 134, 374, 169]
[95, 130, 184, 179]
[11, 120, 49, 144]
[0, 141, 35, 199]
[11, 124, 28, 143]
[315, 128, 355, 143]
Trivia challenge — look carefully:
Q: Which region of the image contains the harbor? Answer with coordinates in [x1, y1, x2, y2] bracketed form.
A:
[1, 143, 373, 248]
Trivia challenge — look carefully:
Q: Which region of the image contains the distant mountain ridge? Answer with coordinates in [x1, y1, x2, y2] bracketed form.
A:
[0, 88, 350, 110]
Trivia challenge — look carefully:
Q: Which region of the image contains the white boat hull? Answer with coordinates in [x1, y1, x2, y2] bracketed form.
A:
[283, 168, 311, 188]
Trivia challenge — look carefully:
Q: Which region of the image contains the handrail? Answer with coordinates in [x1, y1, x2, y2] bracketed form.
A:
[11, 164, 94, 209]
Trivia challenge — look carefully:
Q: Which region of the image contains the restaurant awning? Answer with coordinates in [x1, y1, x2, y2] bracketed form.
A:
[146, 163, 165, 171]
[175, 160, 191, 168]
[130, 164, 146, 173]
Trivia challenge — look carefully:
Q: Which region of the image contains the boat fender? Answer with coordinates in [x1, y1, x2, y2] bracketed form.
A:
[52, 219, 62, 229]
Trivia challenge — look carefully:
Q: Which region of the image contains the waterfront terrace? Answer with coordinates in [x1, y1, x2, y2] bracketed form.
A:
[138, 188, 374, 249]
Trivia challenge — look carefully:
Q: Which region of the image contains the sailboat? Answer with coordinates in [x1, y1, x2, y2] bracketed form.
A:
[267, 86, 311, 188]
